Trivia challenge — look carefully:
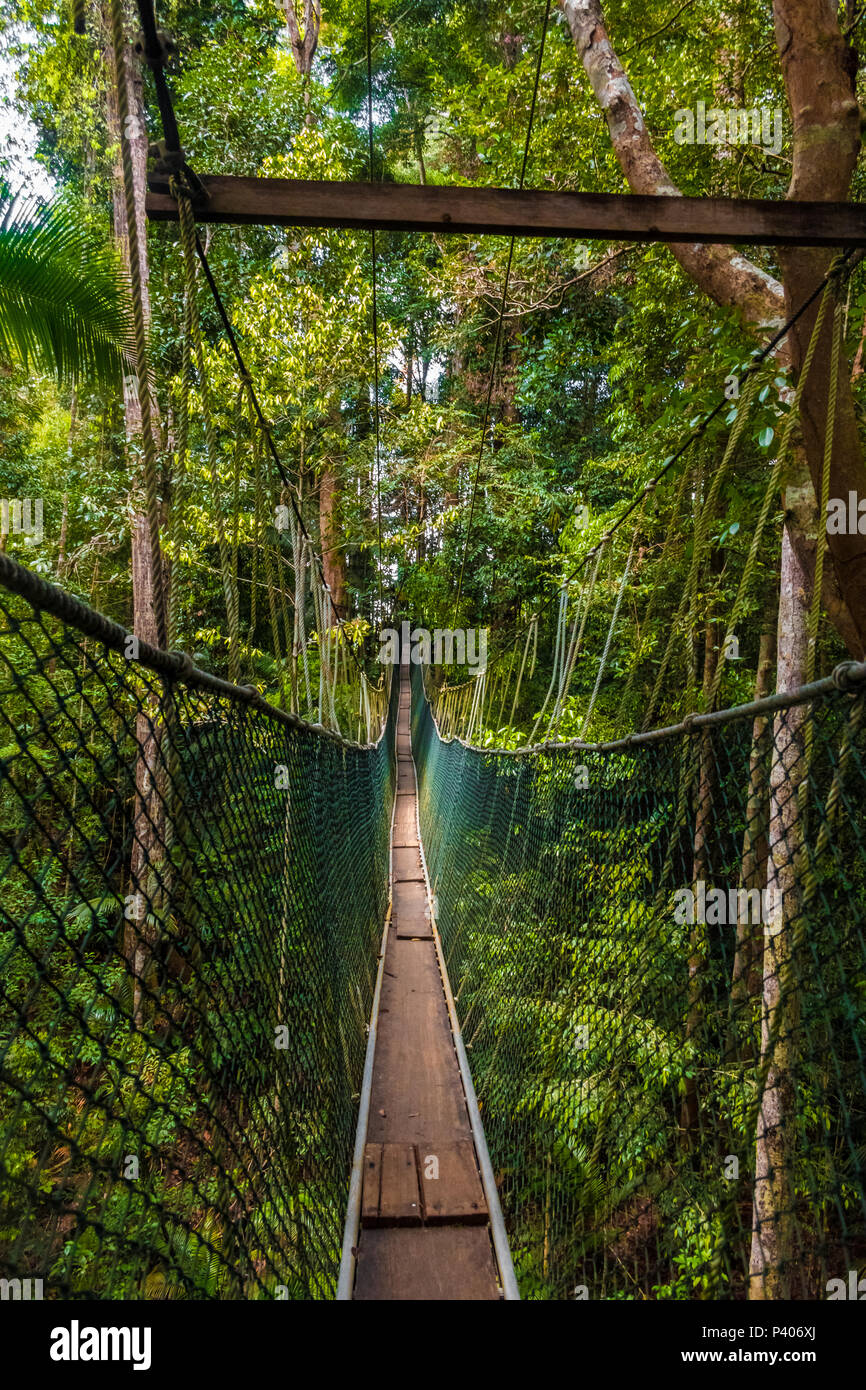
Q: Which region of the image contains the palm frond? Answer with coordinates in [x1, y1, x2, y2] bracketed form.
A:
[0, 191, 134, 389]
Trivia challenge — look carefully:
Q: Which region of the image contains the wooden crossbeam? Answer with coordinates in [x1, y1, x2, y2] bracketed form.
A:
[146, 174, 866, 246]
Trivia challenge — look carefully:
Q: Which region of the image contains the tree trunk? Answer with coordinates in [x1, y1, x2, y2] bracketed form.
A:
[748, 512, 810, 1298]
[283, 1, 321, 125]
[128, 514, 166, 1025]
[727, 617, 776, 1058]
[319, 464, 347, 613]
[104, 2, 166, 1024]
[406, 330, 414, 409]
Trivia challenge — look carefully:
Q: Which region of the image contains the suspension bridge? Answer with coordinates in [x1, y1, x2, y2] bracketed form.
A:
[1, 0, 866, 1303]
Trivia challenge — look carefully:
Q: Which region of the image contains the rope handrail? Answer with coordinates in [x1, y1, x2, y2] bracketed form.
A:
[0, 550, 390, 751]
[420, 654, 866, 756]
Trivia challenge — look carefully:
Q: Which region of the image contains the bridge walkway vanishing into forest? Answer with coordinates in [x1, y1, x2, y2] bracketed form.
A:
[1, 554, 866, 1300]
[2, 0, 866, 1302]
[346, 667, 509, 1300]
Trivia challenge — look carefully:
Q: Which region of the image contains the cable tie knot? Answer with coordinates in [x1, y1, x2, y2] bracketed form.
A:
[831, 660, 863, 692]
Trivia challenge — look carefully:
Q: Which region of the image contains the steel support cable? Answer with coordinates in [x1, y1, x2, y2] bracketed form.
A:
[440, 254, 852, 744]
[452, 0, 553, 624]
[617, 454, 694, 721]
[806, 298, 843, 692]
[134, 0, 185, 164]
[783, 303, 858, 1031]
[495, 637, 519, 728]
[365, 0, 384, 620]
[257, 434, 291, 711]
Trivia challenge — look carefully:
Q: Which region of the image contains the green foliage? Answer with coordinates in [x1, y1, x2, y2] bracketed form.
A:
[0, 192, 132, 387]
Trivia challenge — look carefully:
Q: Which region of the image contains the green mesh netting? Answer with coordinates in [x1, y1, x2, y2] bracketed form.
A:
[0, 559, 396, 1299]
[412, 660, 866, 1301]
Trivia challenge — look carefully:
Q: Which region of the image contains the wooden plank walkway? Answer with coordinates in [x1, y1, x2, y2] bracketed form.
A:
[352, 670, 502, 1301]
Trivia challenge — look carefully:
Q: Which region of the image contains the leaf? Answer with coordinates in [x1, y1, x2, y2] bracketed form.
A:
[758, 427, 774, 448]
[0, 192, 133, 388]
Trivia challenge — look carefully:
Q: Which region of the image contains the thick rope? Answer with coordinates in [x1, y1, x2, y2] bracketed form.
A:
[547, 542, 605, 740]
[528, 583, 570, 744]
[580, 524, 638, 741]
[507, 614, 538, 727]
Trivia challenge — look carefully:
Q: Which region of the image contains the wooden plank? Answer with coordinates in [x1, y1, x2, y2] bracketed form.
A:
[393, 845, 424, 881]
[393, 879, 432, 937]
[353, 1227, 499, 1300]
[147, 174, 866, 247]
[397, 765, 415, 792]
[419, 1140, 488, 1226]
[393, 820, 419, 846]
[378, 1143, 422, 1226]
[393, 793, 417, 838]
[367, 940, 470, 1146]
[361, 1143, 382, 1228]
